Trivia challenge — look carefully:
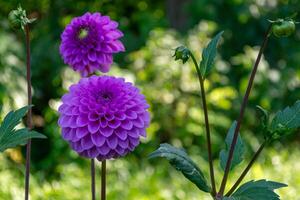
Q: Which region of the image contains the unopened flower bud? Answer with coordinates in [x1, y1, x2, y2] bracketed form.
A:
[173, 46, 190, 64]
[272, 19, 296, 38]
[8, 6, 35, 30]
[8, 9, 23, 29]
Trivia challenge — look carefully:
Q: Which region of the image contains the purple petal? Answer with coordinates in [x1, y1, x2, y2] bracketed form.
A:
[118, 139, 129, 149]
[121, 120, 133, 130]
[106, 136, 118, 149]
[115, 146, 126, 155]
[71, 141, 84, 153]
[133, 117, 145, 128]
[87, 147, 99, 158]
[81, 135, 94, 150]
[76, 127, 89, 138]
[125, 110, 138, 119]
[98, 143, 110, 155]
[88, 121, 100, 134]
[108, 119, 121, 129]
[100, 117, 108, 127]
[115, 129, 127, 140]
[91, 133, 106, 147]
[76, 114, 89, 127]
[100, 127, 114, 137]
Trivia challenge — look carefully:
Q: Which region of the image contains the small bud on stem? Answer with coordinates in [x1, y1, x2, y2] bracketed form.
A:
[8, 5, 36, 31]
[173, 46, 191, 64]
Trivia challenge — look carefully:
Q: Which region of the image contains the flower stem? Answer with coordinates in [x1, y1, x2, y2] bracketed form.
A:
[101, 160, 106, 200]
[190, 53, 216, 195]
[218, 24, 272, 196]
[226, 141, 266, 196]
[91, 159, 96, 200]
[24, 24, 32, 200]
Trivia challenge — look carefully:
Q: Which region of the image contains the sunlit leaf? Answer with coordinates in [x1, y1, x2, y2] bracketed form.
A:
[219, 121, 245, 171]
[0, 106, 46, 152]
[224, 179, 287, 200]
[0, 129, 46, 152]
[149, 143, 211, 193]
[200, 31, 223, 78]
[269, 100, 300, 139]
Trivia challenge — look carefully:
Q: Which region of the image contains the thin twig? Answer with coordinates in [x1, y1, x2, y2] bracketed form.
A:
[218, 25, 272, 196]
[226, 141, 266, 196]
[91, 159, 96, 200]
[101, 160, 106, 200]
[24, 24, 32, 200]
[190, 53, 216, 195]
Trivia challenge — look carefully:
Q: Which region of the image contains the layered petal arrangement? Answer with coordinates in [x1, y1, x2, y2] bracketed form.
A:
[60, 12, 125, 76]
[58, 75, 150, 160]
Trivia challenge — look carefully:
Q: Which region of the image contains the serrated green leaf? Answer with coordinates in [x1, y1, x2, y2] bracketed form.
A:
[0, 105, 32, 140]
[0, 106, 46, 152]
[0, 129, 46, 152]
[270, 100, 300, 139]
[149, 143, 211, 193]
[200, 31, 223, 78]
[219, 121, 245, 171]
[225, 179, 287, 200]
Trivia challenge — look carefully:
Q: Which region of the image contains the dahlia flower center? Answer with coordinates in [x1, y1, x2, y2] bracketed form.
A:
[78, 28, 89, 40]
[97, 91, 114, 103]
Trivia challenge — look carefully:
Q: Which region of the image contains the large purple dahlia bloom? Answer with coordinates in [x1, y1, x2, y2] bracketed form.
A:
[60, 12, 125, 76]
[58, 75, 150, 160]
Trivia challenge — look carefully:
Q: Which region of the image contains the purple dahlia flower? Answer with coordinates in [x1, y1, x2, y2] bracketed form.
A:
[60, 12, 125, 76]
[58, 75, 150, 160]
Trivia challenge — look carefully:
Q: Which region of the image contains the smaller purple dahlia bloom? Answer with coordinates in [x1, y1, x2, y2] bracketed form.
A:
[58, 75, 150, 160]
[60, 12, 125, 76]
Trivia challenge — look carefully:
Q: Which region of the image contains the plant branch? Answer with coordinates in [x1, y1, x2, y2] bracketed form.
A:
[101, 160, 106, 200]
[218, 24, 272, 196]
[190, 53, 216, 195]
[24, 24, 32, 200]
[91, 159, 96, 200]
[226, 141, 266, 196]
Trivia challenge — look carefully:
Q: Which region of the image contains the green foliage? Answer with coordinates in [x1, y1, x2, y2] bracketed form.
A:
[269, 100, 300, 139]
[199, 31, 223, 78]
[224, 180, 287, 200]
[219, 121, 245, 171]
[0, 106, 46, 152]
[149, 143, 211, 193]
[257, 101, 300, 140]
[256, 105, 269, 133]
[0, 1, 299, 198]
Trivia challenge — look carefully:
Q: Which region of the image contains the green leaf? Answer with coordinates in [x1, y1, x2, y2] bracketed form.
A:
[269, 100, 300, 139]
[0, 106, 46, 152]
[0, 105, 31, 140]
[219, 121, 245, 171]
[149, 143, 211, 193]
[256, 105, 270, 138]
[224, 179, 287, 200]
[0, 129, 46, 152]
[199, 31, 224, 78]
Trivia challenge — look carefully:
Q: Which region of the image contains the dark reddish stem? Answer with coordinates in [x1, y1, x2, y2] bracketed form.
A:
[91, 159, 96, 200]
[190, 54, 216, 195]
[24, 24, 32, 200]
[226, 141, 266, 196]
[101, 160, 106, 200]
[218, 25, 272, 196]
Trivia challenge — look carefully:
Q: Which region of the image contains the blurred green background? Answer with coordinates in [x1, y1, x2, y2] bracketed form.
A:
[0, 0, 299, 199]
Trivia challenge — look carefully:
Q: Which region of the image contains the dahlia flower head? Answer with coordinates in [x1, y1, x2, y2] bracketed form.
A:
[60, 12, 125, 76]
[58, 75, 150, 160]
